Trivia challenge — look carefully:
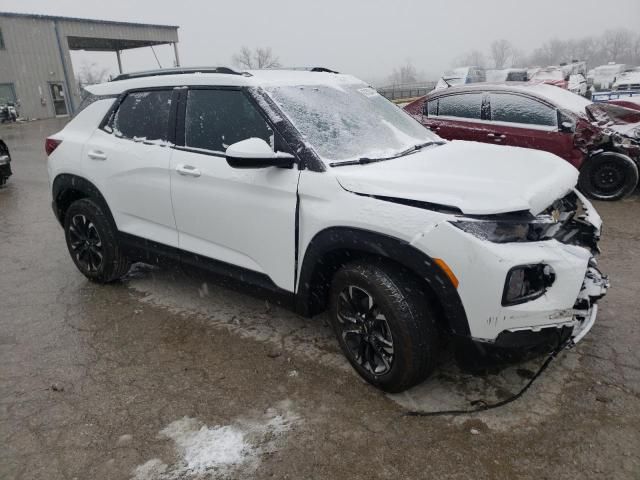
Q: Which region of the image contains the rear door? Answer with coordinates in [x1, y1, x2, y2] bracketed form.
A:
[169, 87, 300, 292]
[82, 89, 177, 247]
[486, 92, 575, 161]
[425, 92, 492, 142]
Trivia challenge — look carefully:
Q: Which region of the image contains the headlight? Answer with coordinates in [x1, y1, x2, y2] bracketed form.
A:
[633, 127, 640, 140]
[451, 220, 554, 243]
[502, 264, 556, 306]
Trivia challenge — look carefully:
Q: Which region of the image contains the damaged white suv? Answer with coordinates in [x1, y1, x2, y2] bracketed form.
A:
[47, 67, 609, 392]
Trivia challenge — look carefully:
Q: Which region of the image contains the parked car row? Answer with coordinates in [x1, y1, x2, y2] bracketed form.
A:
[404, 82, 640, 200]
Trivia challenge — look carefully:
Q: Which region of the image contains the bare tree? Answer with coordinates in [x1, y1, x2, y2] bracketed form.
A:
[388, 61, 418, 85]
[510, 47, 528, 67]
[454, 50, 486, 68]
[490, 39, 513, 69]
[633, 34, 640, 64]
[603, 29, 634, 62]
[76, 61, 110, 89]
[232, 46, 281, 70]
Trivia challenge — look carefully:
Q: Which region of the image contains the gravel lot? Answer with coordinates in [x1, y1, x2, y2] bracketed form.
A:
[1, 119, 639, 479]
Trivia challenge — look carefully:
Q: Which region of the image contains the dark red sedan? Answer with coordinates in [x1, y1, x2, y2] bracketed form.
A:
[405, 83, 640, 200]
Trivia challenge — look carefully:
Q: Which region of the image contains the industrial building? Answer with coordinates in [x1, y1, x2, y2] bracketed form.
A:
[0, 12, 179, 119]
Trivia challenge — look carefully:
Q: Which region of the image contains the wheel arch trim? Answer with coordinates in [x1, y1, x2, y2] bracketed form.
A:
[52, 174, 116, 227]
[295, 226, 471, 337]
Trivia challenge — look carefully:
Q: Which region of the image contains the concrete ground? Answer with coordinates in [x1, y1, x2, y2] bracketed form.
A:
[1, 118, 639, 480]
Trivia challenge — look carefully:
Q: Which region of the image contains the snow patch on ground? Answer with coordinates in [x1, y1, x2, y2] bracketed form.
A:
[161, 418, 249, 474]
[132, 400, 300, 480]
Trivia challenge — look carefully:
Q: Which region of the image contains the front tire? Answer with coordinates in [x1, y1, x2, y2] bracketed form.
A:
[64, 198, 130, 283]
[578, 152, 639, 201]
[328, 260, 439, 393]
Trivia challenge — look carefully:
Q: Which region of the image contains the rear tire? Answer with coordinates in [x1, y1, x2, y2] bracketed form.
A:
[578, 152, 638, 201]
[64, 198, 130, 283]
[328, 260, 439, 393]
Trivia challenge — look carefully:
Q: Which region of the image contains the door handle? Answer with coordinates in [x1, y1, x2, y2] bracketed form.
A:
[487, 133, 506, 141]
[176, 164, 201, 177]
[87, 150, 107, 161]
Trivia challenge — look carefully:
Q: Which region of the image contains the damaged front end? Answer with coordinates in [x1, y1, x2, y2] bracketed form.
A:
[584, 103, 640, 161]
[452, 189, 602, 254]
[449, 189, 609, 350]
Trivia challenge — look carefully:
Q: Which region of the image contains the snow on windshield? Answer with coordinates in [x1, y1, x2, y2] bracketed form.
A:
[265, 84, 438, 163]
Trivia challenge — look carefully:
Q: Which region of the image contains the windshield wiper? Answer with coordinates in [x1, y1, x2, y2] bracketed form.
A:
[397, 141, 443, 157]
[330, 141, 443, 167]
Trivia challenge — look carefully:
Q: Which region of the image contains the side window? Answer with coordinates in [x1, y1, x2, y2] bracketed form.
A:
[111, 90, 173, 141]
[424, 100, 437, 116]
[490, 94, 558, 127]
[437, 93, 483, 120]
[185, 89, 273, 153]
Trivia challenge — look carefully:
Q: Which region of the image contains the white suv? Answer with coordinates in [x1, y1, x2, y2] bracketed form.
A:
[47, 67, 609, 392]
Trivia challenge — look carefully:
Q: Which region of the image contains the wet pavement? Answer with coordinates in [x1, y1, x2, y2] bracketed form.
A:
[1, 118, 639, 479]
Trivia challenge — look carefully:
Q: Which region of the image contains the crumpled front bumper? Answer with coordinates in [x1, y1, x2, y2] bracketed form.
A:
[493, 260, 609, 349]
[568, 261, 609, 346]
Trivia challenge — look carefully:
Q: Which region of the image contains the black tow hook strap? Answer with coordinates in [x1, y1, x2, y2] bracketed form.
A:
[403, 338, 573, 417]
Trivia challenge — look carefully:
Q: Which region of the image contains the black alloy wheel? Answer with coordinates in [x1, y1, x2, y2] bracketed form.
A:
[68, 214, 103, 273]
[64, 198, 130, 283]
[329, 261, 439, 392]
[336, 285, 395, 376]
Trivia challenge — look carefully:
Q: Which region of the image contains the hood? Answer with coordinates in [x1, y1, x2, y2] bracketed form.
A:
[586, 103, 640, 138]
[334, 141, 578, 216]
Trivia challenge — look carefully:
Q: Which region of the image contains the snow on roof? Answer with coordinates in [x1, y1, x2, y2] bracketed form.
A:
[614, 70, 640, 84]
[519, 83, 591, 114]
[428, 82, 592, 115]
[86, 69, 365, 96]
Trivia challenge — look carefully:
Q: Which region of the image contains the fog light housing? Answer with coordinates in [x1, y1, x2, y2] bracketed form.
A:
[502, 264, 555, 306]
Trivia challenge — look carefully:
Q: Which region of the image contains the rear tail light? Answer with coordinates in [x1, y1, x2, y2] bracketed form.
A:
[45, 137, 62, 156]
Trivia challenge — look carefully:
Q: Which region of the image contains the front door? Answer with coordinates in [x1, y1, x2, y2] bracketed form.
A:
[49, 83, 68, 116]
[169, 88, 300, 291]
[426, 92, 492, 142]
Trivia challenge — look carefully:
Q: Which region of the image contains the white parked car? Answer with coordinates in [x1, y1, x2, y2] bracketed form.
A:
[612, 69, 640, 91]
[47, 67, 609, 392]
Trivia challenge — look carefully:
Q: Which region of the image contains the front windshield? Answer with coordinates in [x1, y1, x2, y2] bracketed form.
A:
[265, 83, 439, 163]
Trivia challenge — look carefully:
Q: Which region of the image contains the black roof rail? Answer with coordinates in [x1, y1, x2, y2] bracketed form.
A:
[267, 66, 340, 74]
[111, 67, 250, 81]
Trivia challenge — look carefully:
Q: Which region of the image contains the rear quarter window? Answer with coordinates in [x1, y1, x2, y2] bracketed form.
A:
[110, 90, 173, 141]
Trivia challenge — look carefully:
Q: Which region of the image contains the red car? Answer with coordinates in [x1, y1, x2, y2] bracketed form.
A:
[405, 83, 640, 200]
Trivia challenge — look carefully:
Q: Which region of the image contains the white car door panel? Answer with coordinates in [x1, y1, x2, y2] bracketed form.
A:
[83, 130, 177, 247]
[170, 149, 299, 288]
[169, 88, 299, 291]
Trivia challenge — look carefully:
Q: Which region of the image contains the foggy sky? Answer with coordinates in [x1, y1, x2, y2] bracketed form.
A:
[2, 0, 639, 84]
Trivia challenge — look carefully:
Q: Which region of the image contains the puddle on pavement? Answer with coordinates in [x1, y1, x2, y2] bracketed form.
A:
[126, 264, 581, 432]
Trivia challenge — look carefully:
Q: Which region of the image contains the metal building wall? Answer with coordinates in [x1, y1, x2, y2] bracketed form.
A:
[0, 13, 179, 120]
[0, 16, 66, 120]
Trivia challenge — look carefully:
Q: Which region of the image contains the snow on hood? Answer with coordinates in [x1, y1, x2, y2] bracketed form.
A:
[334, 141, 578, 216]
[587, 103, 640, 136]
